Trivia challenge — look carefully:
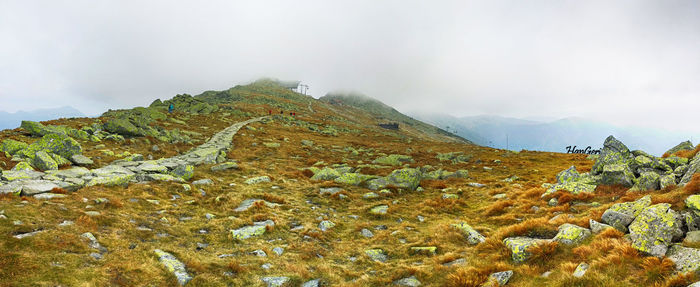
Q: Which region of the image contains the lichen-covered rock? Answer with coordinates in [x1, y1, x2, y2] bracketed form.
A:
[22, 133, 82, 160]
[393, 276, 422, 286]
[310, 167, 341, 181]
[631, 171, 660, 191]
[86, 174, 135, 187]
[334, 173, 375, 185]
[20, 121, 67, 137]
[244, 176, 271, 185]
[445, 169, 470, 179]
[628, 203, 683, 257]
[591, 135, 634, 175]
[503, 237, 547, 263]
[32, 151, 59, 171]
[659, 174, 677, 190]
[680, 153, 700, 186]
[553, 224, 591, 245]
[665, 244, 700, 274]
[484, 270, 513, 287]
[630, 155, 654, 172]
[69, 154, 93, 166]
[0, 170, 44, 181]
[153, 249, 192, 286]
[451, 222, 486, 244]
[589, 219, 614, 234]
[573, 263, 589, 278]
[372, 154, 414, 166]
[171, 165, 194, 181]
[231, 220, 274, 240]
[365, 248, 388, 262]
[600, 164, 635, 187]
[436, 152, 471, 163]
[370, 205, 389, 215]
[542, 181, 596, 198]
[366, 177, 390, 190]
[233, 199, 280, 212]
[421, 169, 454, 180]
[104, 118, 140, 136]
[318, 220, 336, 232]
[601, 195, 651, 232]
[210, 162, 238, 172]
[11, 161, 34, 172]
[556, 166, 580, 184]
[687, 195, 700, 216]
[0, 139, 28, 155]
[385, 168, 422, 190]
[19, 180, 61, 196]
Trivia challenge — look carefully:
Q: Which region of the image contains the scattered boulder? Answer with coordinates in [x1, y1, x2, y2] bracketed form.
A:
[365, 248, 388, 262]
[553, 224, 591, 245]
[393, 276, 422, 286]
[601, 195, 651, 232]
[503, 237, 547, 263]
[589, 219, 614, 234]
[628, 203, 683, 257]
[373, 154, 414, 166]
[369, 205, 389, 215]
[573, 263, 589, 278]
[261, 276, 290, 287]
[153, 249, 192, 286]
[211, 162, 238, 172]
[451, 222, 486, 244]
[484, 270, 513, 287]
[0, 139, 28, 155]
[600, 164, 635, 187]
[231, 220, 274, 240]
[104, 118, 141, 136]
[70, 154, 94, 166]
[310, 167, 341, 181]
[665, 244, 700, 274]
[32, 151, 59, 171]
[591, 135, 634, 175]
[244, 176, 271, 185]
[319, 220, 336, 232]
[631, 171, 660, 191]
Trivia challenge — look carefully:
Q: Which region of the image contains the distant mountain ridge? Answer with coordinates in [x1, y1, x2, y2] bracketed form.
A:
[411, 112, 697, 156]
[0, 106, 85, 130]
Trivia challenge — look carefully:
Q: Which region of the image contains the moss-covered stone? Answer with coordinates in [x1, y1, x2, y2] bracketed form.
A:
[686, 195, 700, 216]
[591, 135, 633, 175]
[153, 249, 192, 286]
[601, 195, 651, 232]
[556, 166, 580, 184]
[553, 223, 591, 245]
[631, 171, 661, 191]
[600, 164, 635, 187]
[86, 174, 135, 187]
[436, 152, 472, 164]
[369, 205, 389, 215]
[334, 172, 375, 185]
[385, 168, 422, 190]
[451, 222, 486, 244]
[503, 237, 546, 263]
[372, 154, 414, 166]
[365, 248, 388, 262]
[628, 203, 683, 257]
[171, 165, 194, 181]
[22, 133, 82, 160]
[104, 118, 140, 136]
[231, 220, 274, 240]
[11, 161, 34, 171]
[310, 167, 341, 181]
[32, 151, 59, 171]
[0, 139, 28, 155]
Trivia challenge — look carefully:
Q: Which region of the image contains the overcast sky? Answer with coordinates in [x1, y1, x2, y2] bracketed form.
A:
[1, 1, 699, 132]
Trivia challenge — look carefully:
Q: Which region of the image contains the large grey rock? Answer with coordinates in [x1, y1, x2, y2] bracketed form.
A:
[153, 249, 192, 286]
[589, 219, 613, 234]
[601, 195, 651, 232]
[659, 174, 677, 190]
[680, 153, 700, 186]
[485, 270, 513, 286]
[70, 154, 94, 166]
[600, 164, 635, 187]
[628, 203, 683, 257]
[665, 244, 700, 274]
[1, 170, 44, 181]
[19, 180, 60, 196]
[386, 168, 422, 190]
[32, 151, 59, 171]
[556, 166, 580, 184]
[503, 237, 547, 263]
[631, 171, 660, 191]
[592, 135, 634, 175]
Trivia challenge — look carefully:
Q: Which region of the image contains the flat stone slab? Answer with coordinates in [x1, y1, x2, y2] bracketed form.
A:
[19, 180, 61, 196]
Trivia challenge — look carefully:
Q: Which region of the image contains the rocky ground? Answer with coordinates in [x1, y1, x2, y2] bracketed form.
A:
[1, 81, 699, 287]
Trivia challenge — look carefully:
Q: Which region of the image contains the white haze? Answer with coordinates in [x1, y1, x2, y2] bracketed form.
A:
[1, 0, 699, 134]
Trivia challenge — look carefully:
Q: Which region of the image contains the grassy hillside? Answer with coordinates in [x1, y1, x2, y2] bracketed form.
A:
[0, 82, 698, 287]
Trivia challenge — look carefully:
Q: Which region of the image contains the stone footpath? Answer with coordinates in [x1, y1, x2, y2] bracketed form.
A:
[0, 117, 266, 196]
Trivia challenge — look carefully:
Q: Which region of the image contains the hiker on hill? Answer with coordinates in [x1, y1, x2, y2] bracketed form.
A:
[168, 104, 174, 113]
[268, 110, 272, 115]
[280, 110, 283, 115]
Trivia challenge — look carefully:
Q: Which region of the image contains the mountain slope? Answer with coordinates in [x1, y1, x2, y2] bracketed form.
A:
[0, 80, 698, 286]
